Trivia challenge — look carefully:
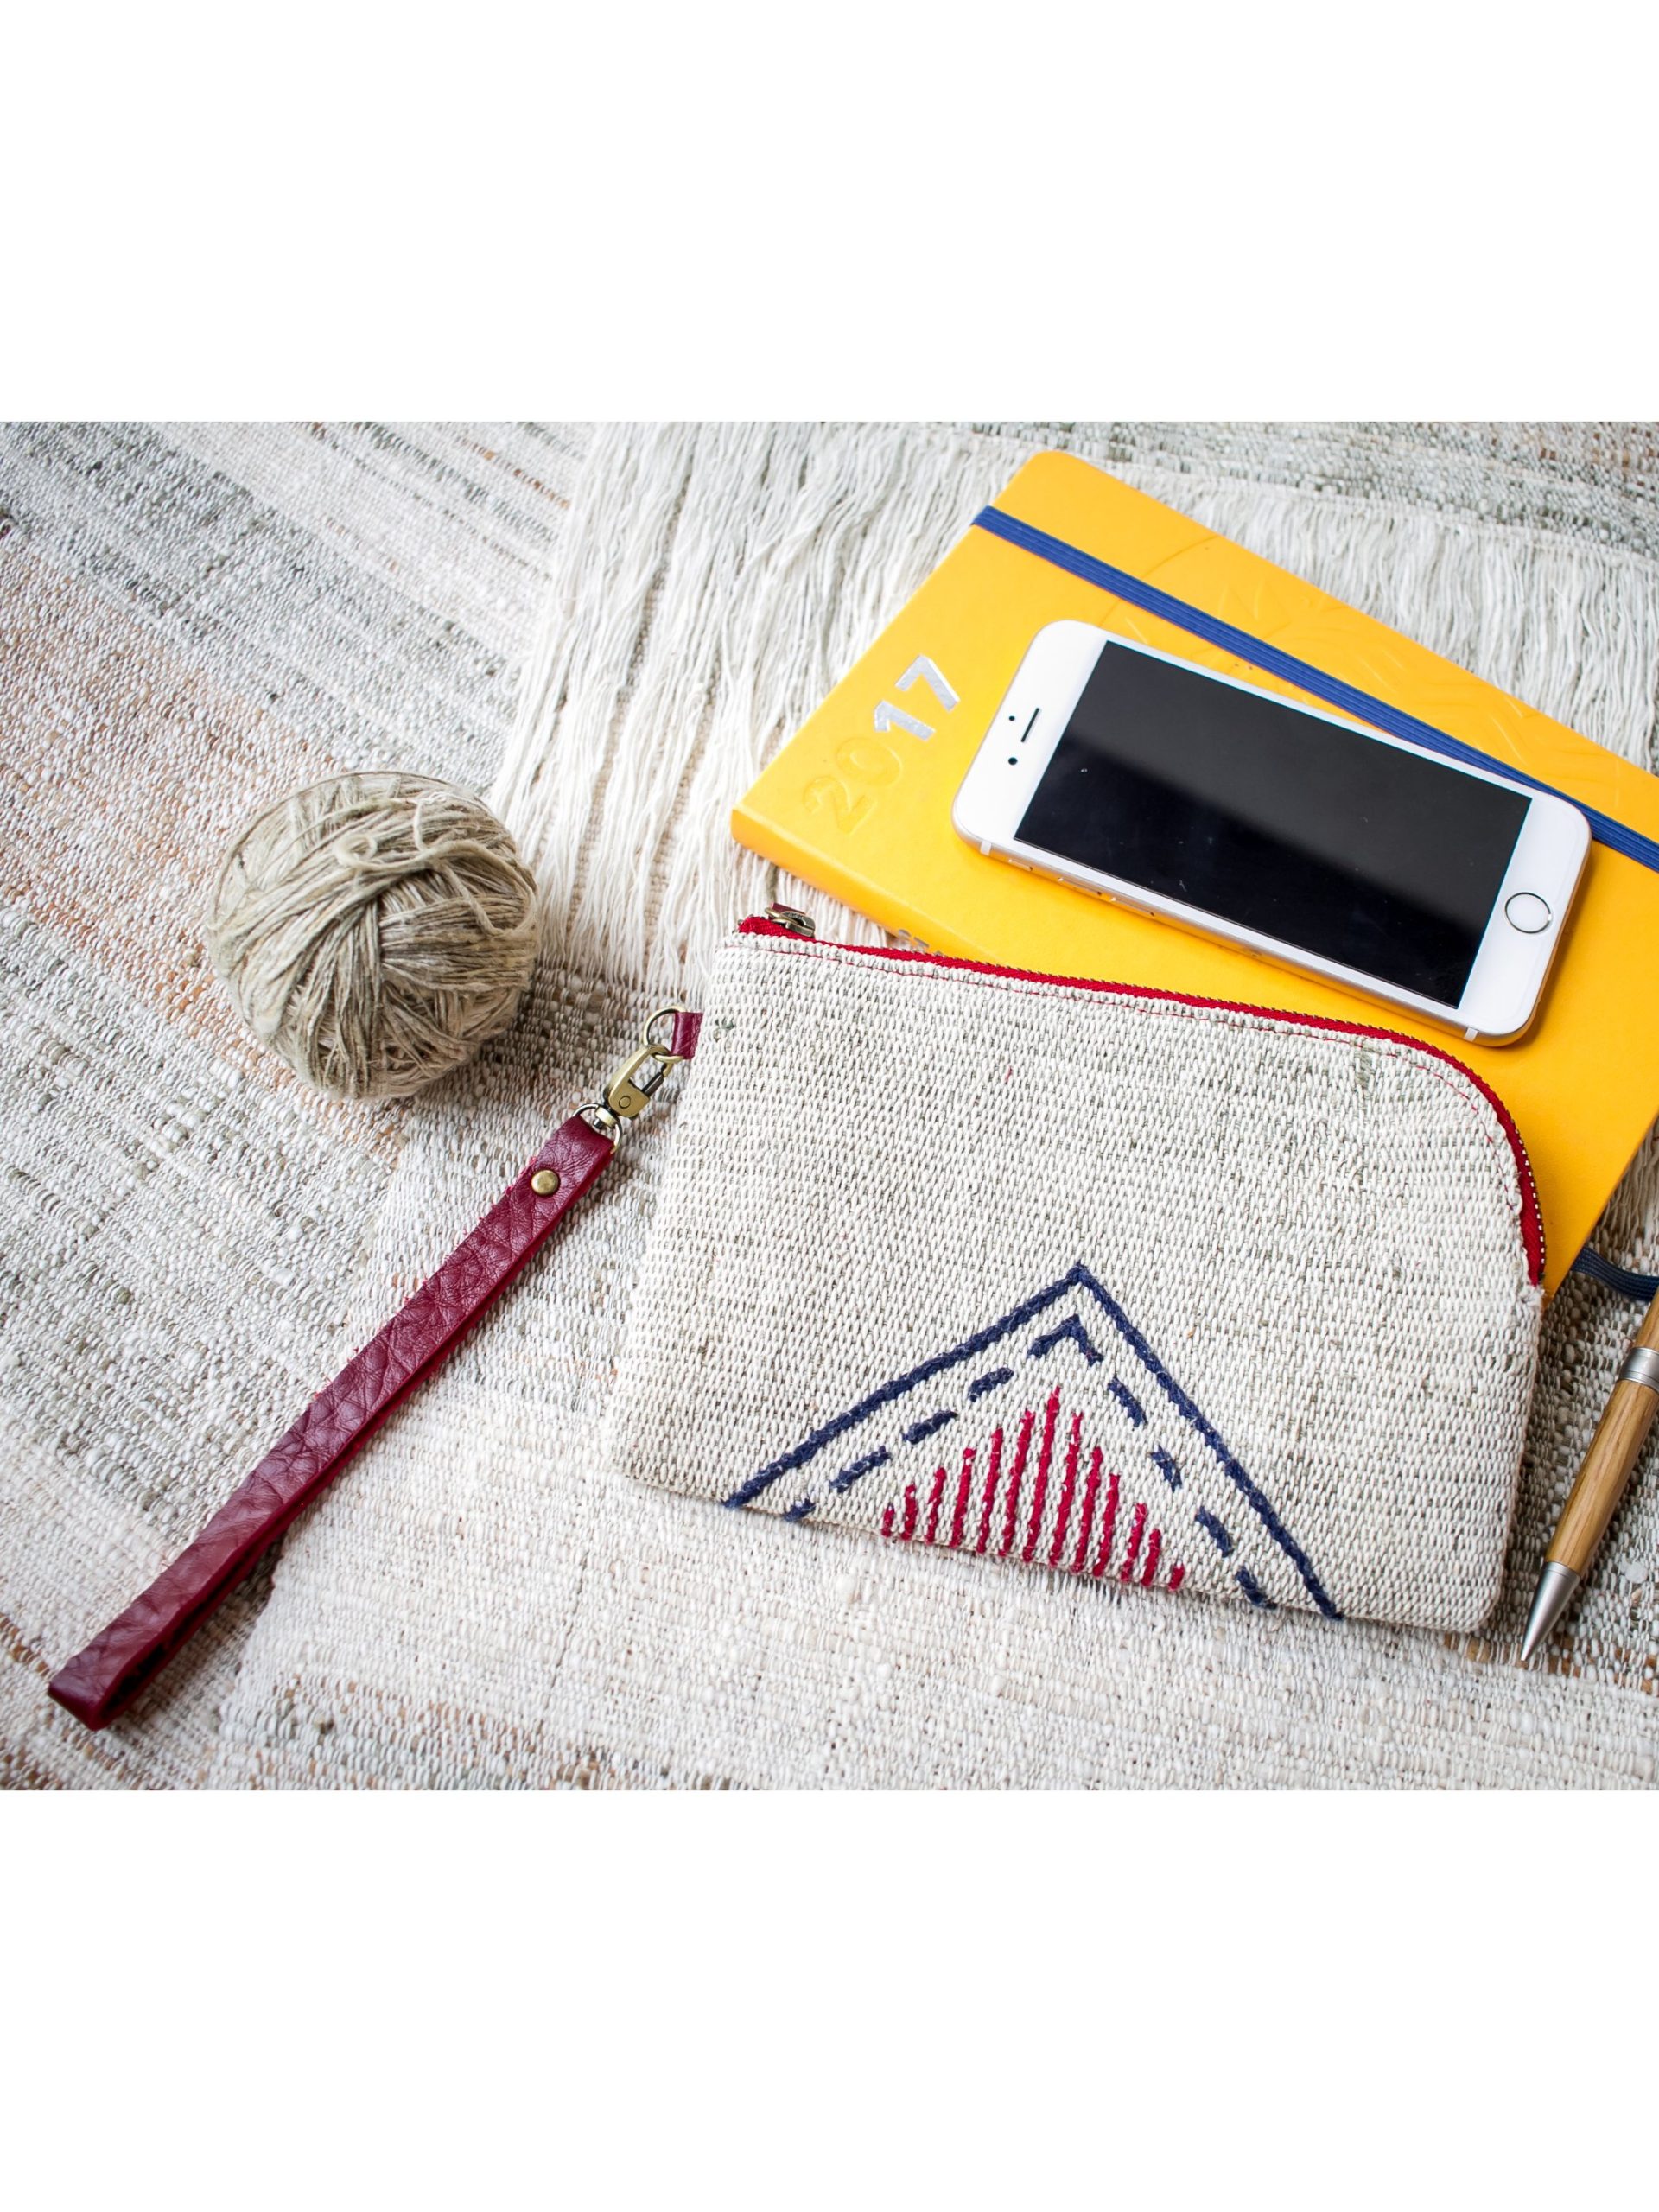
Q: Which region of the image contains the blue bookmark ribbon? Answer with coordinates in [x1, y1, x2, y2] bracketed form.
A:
[1572, 1248, 1659, 1302]
[972, 505, 1659, 876]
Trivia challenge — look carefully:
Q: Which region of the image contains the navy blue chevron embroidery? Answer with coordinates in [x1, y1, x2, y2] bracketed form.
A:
[724, 1262, 1338, 1619]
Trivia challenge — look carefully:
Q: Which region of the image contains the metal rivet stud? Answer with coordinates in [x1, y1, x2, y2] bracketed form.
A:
[531, 1169, 560, 1196]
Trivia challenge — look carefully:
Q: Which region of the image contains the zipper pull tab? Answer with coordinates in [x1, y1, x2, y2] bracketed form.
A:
[765, 904, 817, 938]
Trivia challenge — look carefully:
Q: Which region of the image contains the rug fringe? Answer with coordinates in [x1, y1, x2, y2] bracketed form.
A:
[496, 422, 1659, 1005]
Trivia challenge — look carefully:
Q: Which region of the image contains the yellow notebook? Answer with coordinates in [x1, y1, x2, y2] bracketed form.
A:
[733, 450, 1659, 1294]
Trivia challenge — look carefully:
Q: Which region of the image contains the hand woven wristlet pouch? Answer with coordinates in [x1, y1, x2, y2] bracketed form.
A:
[602, 916, 1546, 1632]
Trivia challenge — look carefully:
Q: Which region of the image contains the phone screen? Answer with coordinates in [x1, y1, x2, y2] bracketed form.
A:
[1016, 642, 1530, 1004]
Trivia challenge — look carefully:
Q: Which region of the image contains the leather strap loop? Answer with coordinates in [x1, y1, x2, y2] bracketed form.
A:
[49, 1112, 617, 1730]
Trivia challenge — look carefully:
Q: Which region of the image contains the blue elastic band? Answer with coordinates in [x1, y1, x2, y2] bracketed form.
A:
[1572, 1248, 1659, 1303]
[972, 506, 1659, 876]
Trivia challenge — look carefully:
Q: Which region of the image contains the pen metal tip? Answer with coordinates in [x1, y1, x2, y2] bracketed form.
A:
[1519, 1560, 1580, 1665]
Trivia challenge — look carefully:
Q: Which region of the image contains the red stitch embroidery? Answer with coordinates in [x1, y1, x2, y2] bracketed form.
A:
[949, 1445, 975, 1549]
[999, 1408, 1034, 1558]
[923, 1465, 947, 1546]
[1119, 1499, 1147, 1582]
[859, 1325, 1243, 1606]
[1021, 1389, 1060, 1564]
[1092, 1465, 1121, 1576]
[1049, 1409, 1084, 1567]
[1071, 1446, 1102, 1574]
[974, 1427, 1004, 1555]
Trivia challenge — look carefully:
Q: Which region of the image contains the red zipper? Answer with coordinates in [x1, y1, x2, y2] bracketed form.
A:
[738, 912, 1545, 1287]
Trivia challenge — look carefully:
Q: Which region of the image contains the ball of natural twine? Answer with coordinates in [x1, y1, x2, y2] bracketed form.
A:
[207, 772, 541, 1101]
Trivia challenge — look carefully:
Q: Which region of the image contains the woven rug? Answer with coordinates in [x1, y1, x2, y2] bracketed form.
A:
[3, 421, 1657, 1787]
[0, 423, 584, 1787]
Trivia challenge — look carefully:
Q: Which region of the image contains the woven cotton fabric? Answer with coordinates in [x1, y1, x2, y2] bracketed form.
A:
[605, 931, 1542, 1632]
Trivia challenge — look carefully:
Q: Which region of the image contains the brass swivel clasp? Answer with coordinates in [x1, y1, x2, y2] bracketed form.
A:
[579, 1007, 690, 1139]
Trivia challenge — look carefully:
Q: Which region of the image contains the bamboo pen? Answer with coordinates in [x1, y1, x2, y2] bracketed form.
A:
[1521, 1288, 1659, 1662]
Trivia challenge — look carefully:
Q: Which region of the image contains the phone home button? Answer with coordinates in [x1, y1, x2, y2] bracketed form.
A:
[1504, 892, 1552, 934]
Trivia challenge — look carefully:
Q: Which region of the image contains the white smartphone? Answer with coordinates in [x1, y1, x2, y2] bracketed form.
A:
[951, 620, 1591, 1042]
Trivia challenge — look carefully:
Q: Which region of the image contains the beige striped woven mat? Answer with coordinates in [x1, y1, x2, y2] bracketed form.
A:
[3, 421, 1657, 1787]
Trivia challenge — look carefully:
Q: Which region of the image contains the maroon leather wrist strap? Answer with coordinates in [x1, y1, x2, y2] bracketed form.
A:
[48, 1007, 702, 1732]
